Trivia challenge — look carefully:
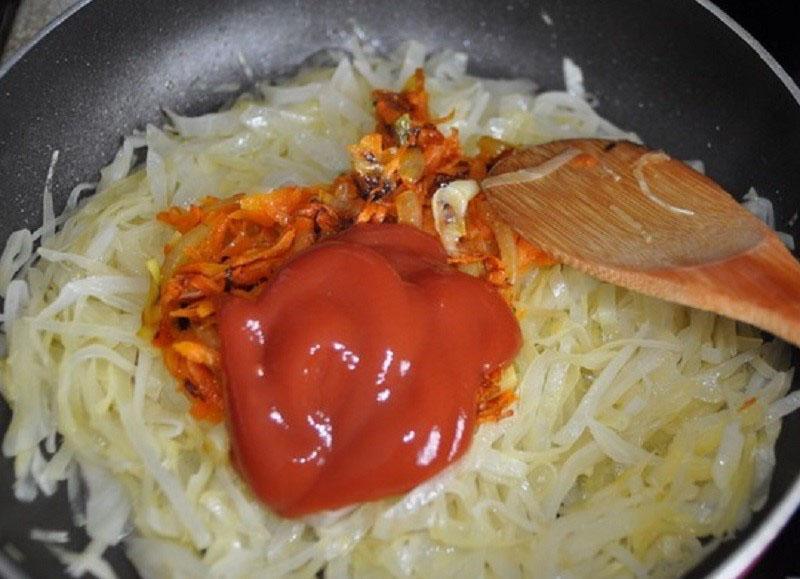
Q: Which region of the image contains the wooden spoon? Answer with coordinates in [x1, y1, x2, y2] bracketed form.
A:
[482, 139, 800, 347]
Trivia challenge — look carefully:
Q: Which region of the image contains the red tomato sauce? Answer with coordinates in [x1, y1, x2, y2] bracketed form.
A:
[217, 223, 521, 516]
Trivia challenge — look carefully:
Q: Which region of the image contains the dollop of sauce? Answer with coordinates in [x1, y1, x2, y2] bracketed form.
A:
[217, 223, 521, 517]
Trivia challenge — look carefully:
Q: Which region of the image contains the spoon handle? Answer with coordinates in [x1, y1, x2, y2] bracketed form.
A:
[573, 234, 800, 347]
[653, 236, 800, 347]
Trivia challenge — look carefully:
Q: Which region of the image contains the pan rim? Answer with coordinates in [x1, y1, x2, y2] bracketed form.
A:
[2, 0, 800, 111]
[0, 1, 799, 578]
[697, 0, 800, 108]
[691, 5, 800, 576]
[0, 0, 90, 78]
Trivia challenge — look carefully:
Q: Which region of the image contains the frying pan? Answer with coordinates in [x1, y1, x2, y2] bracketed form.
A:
[1, 0, 799, 577]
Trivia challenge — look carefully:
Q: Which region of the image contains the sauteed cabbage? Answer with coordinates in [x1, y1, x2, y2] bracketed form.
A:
[1, 40, 799, 579]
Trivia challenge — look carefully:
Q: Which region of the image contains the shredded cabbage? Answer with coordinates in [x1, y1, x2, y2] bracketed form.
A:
[1, 40, 797, 579]
[562, 57, 586, 100]
[632, 152, 695, 216]
[481, 146, 581, 189]
[41, 150, 60, 243]
[743, 187, 796, 249]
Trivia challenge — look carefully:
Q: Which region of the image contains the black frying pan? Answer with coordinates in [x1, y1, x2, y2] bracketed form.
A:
[1, 1, 799, 577]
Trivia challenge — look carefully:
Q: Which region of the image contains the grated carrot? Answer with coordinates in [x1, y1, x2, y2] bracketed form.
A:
[147, 70, 555, 424]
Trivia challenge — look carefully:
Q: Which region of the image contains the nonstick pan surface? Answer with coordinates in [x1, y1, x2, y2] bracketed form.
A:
[1, 1, 799, 577]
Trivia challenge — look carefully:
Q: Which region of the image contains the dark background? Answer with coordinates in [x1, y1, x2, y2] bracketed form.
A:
[716, 0, 800, 82]
[0, 0, 798, 577]
[709, 3, 800, 577]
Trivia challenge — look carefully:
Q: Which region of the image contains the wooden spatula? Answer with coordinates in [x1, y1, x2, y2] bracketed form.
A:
[482, 138, 800, 347]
